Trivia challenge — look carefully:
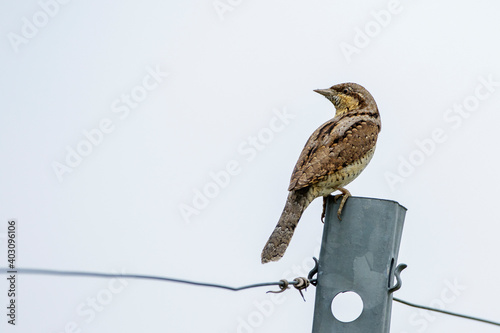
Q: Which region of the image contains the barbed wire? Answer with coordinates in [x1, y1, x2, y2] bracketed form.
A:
[1, 267, 499, 327]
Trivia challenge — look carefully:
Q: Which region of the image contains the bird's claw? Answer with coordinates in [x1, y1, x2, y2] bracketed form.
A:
[321, 196, 328, 223]
[335, 188, 351, 221]
[321, 189, 351, 222]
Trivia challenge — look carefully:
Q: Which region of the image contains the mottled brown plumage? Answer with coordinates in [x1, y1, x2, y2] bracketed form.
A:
[261, 82, 381, 264]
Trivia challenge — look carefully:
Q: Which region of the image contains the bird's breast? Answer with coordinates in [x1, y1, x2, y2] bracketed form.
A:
[312, 147, 376, 197]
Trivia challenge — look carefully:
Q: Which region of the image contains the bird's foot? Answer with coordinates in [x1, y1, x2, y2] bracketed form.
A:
[321, 196, 329, 223]
[335, 188, 351, 221]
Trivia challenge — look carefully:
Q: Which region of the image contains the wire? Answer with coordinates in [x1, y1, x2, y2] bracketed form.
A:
[2, 267, 499, 327]
[393, 297, 500, 327]
[3, 268, 296, 292]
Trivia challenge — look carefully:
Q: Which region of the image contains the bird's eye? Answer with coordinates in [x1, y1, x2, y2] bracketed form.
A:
[343, 88, 349, 94]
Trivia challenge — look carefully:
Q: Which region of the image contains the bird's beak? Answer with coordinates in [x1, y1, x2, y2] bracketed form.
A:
[314, 88, 335, 97]
[314, 88, 340, 107]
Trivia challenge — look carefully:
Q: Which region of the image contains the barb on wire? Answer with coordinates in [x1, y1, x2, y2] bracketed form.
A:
[393, 297, 500, 327]
[267, 279, 289, 294]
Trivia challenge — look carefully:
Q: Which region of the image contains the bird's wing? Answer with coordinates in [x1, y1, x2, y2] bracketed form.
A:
[288, 114, 379, 191]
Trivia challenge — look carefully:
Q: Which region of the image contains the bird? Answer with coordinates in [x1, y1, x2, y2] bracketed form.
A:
[261, 82, 381, 264]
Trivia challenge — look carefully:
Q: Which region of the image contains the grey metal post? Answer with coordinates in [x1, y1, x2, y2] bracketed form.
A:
[311, 196, 407, 333]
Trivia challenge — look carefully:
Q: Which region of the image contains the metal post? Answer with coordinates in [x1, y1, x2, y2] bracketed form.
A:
[311, 196, 407, 333]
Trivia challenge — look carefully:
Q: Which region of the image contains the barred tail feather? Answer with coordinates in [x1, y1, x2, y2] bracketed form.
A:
[261, 190, 312, 263]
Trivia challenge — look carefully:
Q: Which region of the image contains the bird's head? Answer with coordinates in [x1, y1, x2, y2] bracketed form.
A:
[314, 82, 375, 116]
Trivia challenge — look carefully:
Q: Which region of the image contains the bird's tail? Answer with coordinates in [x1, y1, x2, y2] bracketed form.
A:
[261, 190, 312, 263]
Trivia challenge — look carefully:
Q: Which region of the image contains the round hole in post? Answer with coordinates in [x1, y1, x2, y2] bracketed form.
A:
[330, 291, 363, 322]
